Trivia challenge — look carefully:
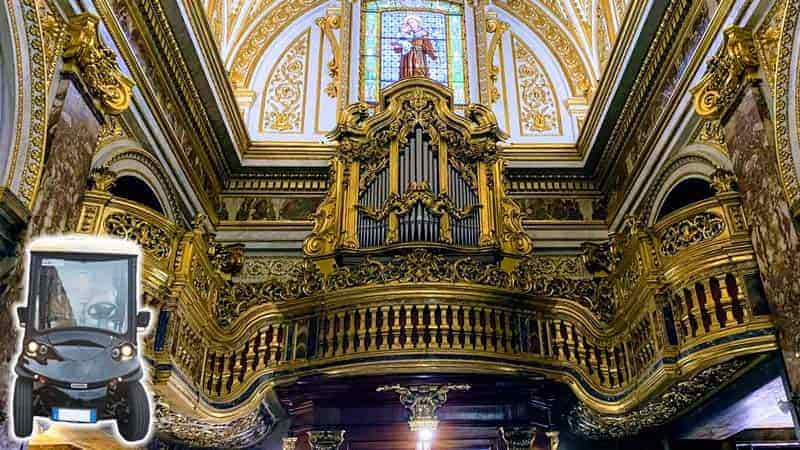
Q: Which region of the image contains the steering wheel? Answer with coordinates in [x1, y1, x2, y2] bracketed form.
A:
[87, 302, 118, 321]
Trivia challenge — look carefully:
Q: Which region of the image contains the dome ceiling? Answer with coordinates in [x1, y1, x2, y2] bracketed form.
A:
[199, 0, 631, 151]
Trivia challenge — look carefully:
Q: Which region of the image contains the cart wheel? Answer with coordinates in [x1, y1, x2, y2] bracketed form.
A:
[13, 377, 34, 438]
[117, 381, 150, 442]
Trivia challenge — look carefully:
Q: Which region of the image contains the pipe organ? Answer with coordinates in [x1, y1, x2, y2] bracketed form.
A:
[304, 78, 532, 272]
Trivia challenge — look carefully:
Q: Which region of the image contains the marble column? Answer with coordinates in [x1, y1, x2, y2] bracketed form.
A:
[0, 11, 133, 443]
[692, 27, 800, 424]
[499, 426, 537, 450]
[307, 430, 346, 450]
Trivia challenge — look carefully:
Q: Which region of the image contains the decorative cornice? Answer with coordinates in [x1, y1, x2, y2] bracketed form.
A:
[690, 27, 759, 120]
[62, 14, 134, 116]
[773, 0, 800, 217]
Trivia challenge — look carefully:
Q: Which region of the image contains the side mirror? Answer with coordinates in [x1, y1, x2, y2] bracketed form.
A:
[16, 306, 27, 327]
[136, 311, 151, 329]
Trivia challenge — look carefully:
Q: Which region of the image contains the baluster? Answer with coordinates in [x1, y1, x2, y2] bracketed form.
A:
[574, 328, 586, 371]
[607, 347, 619, 387]
[433, 305, 443, 349]
[450, 305, 461, 349]
[390, 306, 401, 349]
[535, 319, 544, 356]
[684, 288, 701, 338]
[379, 306, 390, 351]
[734, 273, 752, 322]
[337, 311, 347, 354]
[473, 308, 484, 350]
[713, 275, 737, 327]
[564, 324, 576, 363]
[551, 321, 564, 361]
[485, 308, 496, 352]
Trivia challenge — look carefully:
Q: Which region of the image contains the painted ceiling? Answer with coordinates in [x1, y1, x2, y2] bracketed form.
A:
[199, 0, 632, 147]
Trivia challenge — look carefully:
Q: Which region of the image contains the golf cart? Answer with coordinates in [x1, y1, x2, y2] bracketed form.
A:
[12, 235, 151, 442]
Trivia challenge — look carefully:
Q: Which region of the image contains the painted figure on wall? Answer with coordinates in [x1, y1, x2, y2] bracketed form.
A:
[392, 15, 437, 79]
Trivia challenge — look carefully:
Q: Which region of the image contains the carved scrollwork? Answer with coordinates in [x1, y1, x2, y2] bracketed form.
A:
[154, 395, 272, 448]
[567, 357, 751, 439]
[358, 181, 480, 222]
[104, 212, 171, 259]
[658, 212, 725, 256]
[499, 196, 533, 256]
[63, 14, 134, 115]
[302, 164, 340, 257]
[214, 249, 616, 327]
[690, 27, 759, 119]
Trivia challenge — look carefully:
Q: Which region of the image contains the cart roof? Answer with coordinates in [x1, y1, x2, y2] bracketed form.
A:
[28, 234, 141, 256]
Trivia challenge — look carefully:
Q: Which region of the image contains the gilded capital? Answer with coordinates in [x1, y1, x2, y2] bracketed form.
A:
[88, 166, 117, 191]
[63, 14, 134, 115]
[690, 27, 759, 120]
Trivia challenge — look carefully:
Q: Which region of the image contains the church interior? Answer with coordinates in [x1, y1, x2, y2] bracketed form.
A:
[1, 0, 800, 448]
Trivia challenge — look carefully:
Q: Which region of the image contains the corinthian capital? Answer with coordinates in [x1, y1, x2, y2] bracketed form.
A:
[690, 26, 759, 120]
[63, 14, 134, 115]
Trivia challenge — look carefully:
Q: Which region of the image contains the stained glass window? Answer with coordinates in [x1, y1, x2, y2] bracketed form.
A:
[362, 0, 468, 104]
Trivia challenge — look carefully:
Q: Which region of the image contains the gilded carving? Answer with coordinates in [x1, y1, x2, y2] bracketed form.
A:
[658, 212, 725, 256]
[262, 30, 310, 132]
[486, 15, 509, 104]
[307, 430, 345, 450]
[215, 249, 615, 327]
[710, 168, 737, 194]
[499, 195, 534, 255]
[567, 357, 751, 439]
[104, 212, 172, 260]
[154, 395, 272, 448]
[88, 167, 117, 191]
[377, 384, 470, 431]
[512, 35, 560, 135]
[302, 164, 340, 257]
[690, 27, 759, 120]
[228, 0, 325, 87]
[358, 181, 479, 222]
[499, 427, 537, 450]
[774, 0, 800, 215]
[500, 0, 593, 96]
[62, 14, 134, 115]
[316, 12, 341, 98]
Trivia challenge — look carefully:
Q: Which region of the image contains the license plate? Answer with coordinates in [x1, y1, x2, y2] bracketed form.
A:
[51, 407, 96, 423]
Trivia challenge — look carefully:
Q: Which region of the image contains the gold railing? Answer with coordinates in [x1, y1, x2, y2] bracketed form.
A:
[71, 186, 776, 418]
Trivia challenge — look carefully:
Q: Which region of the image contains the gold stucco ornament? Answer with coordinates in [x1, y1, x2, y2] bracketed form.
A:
[62, 14, 134, 115]
[690, 26, 759, 120]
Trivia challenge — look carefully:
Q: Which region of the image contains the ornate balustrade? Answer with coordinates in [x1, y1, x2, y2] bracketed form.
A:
[75, 189, 182, 289]
[68, 186, 776, 439]
[68, 106, 775, 439]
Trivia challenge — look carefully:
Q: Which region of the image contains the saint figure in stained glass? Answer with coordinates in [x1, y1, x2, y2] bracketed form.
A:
[392, 15, 437, 79]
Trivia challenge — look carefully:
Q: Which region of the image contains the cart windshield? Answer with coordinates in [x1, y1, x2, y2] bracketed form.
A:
[34, 256, 131, 334]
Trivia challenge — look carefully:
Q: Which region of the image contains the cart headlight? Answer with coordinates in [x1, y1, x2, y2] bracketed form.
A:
[112, 343, 136, 361]
[25, 340, 40, 356]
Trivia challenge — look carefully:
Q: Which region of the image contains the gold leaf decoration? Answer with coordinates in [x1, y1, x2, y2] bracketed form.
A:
[512, 35, 560, 135]
[262, 30, 310, 132]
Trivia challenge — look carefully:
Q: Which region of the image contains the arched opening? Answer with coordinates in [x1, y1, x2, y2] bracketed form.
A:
[109, 175, 165, 214]
[656, 178, 715, 220]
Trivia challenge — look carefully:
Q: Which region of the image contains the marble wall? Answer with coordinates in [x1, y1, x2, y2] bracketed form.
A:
[722, 85, 800, 393]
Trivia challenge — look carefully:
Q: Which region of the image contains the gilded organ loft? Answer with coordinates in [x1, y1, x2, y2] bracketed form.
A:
[1, 0, 800, 449]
